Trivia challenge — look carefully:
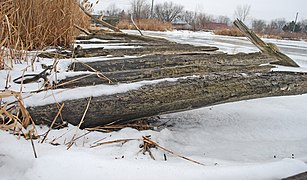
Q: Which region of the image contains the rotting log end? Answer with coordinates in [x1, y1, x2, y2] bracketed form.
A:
[234, 19, 300, 68]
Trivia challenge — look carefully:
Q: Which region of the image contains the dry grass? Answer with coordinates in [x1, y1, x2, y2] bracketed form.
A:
[0, 0, 89, 69]
[0, 90, 36, 137]
[117, 19, 173, 31]
[213, 28, 245, 37]
[214, 27, 307, 41]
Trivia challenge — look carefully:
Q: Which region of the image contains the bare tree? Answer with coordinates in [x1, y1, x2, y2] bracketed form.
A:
[181, 10, 198, 30]
[181, 11, 196, 24]
[130, 0, 151, 19]
[217, 15, 231, 25]
[266, 18, 286, 33]
[234, 4, 251, 22]
[150, 0, 154, 18]
[154, 2, 184, 22]
[252, 19, 266, 33]
[100, 3, 122, 16]
[299, 19, 307, 33]
[195, 13, 214, 29]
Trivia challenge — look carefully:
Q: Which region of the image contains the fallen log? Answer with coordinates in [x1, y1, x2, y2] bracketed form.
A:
[71, 52, 273, 72]
[62, 52, 274, 87]
[28, 72, 307, 128]
[30, 31, 306, 128]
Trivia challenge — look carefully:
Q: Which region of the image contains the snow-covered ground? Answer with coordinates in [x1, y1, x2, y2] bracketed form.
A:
[1, 31, 307, 180]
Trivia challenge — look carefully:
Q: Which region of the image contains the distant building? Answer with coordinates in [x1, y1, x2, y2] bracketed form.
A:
[172, 20, 192, 30]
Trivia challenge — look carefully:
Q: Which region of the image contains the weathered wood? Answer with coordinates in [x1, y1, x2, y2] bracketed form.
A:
[39, 43, 219, 58]
[30, 32, 307, 128]
[62, 64, 272, 87]
[71, 53, 273, 72]
[62, 52, 274, 87]
[234, 19, 300, 67]
[29, 72, 307, 128]
[131, 14, 144, 36]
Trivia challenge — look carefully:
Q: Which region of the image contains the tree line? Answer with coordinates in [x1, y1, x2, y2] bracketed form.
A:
[99, 0, 307, 34]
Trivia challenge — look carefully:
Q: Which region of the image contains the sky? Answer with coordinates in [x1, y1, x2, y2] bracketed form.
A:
[90, 0, 307, 22]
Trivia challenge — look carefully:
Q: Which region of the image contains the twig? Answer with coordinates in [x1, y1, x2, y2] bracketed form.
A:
[90, 138, 139, 148]
[41, 103, 65, 143]
[91, 136, 108, 145]
[65, 131, 91, 146]
[142, 136, 205, 166]
[67, 97, 92, 150]
[76, 60, 113, 83]
[29, 130, 38, 158]
[53, 73, 94, 88]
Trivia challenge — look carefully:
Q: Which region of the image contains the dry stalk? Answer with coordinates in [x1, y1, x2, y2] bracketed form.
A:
[90, 138, 139, 148]
[53, 73, 94, 88]
[77, 60, 113, 83]
[41, 103, 65, 143]
[142, 136, 205, 166]
[29, 129, 38, 158]
[89, 135, 205, 166]
[67, 96, 92, 150]
[74, 24, 91, 35]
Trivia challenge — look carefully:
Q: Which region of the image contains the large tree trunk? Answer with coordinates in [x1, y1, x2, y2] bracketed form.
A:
[28, 71, 307, 128]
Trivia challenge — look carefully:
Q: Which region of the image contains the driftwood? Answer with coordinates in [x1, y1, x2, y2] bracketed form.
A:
[63, 53, 274, 87]
[131, 14, 144, 36]
[29, 72, 307, 128]
[234, 19, 299, 67]
[29, 32, 307, 128]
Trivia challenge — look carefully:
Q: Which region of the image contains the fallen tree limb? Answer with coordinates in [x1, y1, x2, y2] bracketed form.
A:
[28, 72, 307, 128]
[131, 14, 144, 36]
[234, 19, 299, 67]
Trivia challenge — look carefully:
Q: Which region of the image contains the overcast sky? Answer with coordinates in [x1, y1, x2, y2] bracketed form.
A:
[91, 0, 307, 22]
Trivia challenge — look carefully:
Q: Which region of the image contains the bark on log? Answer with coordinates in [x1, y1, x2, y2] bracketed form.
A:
[28, 72, 307, 128]
[63, 53, 274, 87]
[234, 19, 299, 67]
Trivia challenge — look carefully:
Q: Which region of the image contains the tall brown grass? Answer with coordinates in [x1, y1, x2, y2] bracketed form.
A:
[213, 28, 245, 37]
[117, 19, 173, 31]
[0, 0, 89, 69]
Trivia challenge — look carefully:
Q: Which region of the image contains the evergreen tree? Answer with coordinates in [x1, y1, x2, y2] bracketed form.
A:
[282, 21, 302, 32]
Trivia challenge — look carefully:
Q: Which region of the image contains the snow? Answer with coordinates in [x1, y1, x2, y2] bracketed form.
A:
[1, 30, 307, 179]
[75, 43, 143, 49]
[1, 94, 307, 179]
[23, 76, 191, 107]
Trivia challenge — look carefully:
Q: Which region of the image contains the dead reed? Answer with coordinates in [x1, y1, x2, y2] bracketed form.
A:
[0, 0, 89, 69]
[117, 19, 173, 31]
[213, 28, 245, 37]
